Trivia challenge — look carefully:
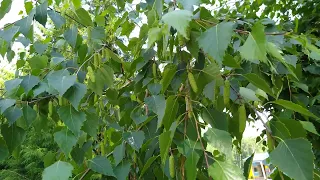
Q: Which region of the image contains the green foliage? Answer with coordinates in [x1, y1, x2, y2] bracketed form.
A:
[0, 0, 319, 179]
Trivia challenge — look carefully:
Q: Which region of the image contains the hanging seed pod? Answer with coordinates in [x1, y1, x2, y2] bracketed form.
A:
[188, 72, 198, 93]
[224, 79, 230, 107]
[48, 101, 53, 116]
[152, 63, 157, 78]
[169, 155, 175, 178]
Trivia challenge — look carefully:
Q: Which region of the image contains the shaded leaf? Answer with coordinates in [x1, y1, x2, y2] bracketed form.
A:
[54, 128, 78, 155]
[21, 75, 40, 93]
[1, 124, 26, 153]
[64, 26, 78, 48]
[88, 156, 115, 176]
[243, 73, 274, 97]
[35, 1, 48, 26]
[64, 82, 87, 110]
[113, 143, 125, 165]
[47, 70, 77, 96]
[185, 151, 200, 180]
[144, 95, 166, 128]
[58, 105, 86, 136]
[161, 64, 177, 93]
[123, 131, 145, 151]
[82, 113, 99, 138]
[4, 106, 22, 125]
[204, 128, 232, 157]
[0, 137, 9, 161]
[0, 99, 16, 114]
[273, 99, 318, 120]
[162, 96, 179, 130]
[114, 162, 131, 180]
[140, 156, 158, 178]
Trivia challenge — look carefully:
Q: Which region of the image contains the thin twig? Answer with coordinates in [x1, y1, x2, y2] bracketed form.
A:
[79, 168, 90, 180]
[192, 113, 210, 172]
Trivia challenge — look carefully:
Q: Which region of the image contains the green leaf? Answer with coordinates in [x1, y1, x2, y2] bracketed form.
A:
[243, 153, 254, 179]
[47, 70, 77, 96]
[0, 26, 19, 43]
[147, 83, 162, 95]
[63, 83, 87, 110]
[140, 156, 158, 178]
[21, 75, 40, 93]
[54, 128, 78, 155]
[266, 42, 298, 79]
[28, 55, 48, 69]
[22, 105, 37, 128]
[42, 161, 73, 180]
[0, 99, 16, 114]
[113, 143, 125, 165]
[88, 65, 114, 95]
[159, 131, 172, 164]
[88, 156, 115, 176]
[5, 78, 22, 92]
[239, 87, 259, 101]
[279, 118, 306, 138]
[201, 108, 228, 131]
[178, 0, 200, 11]
[72, 0, 81, 9]
[272, 99, 318, 120]
[144, 95, 166, 128]
[123, 131, 145, 151]
[201, 63, 224, 85]
[64, 26, 78, 48]
[162, 10, 192, 38]
[204, 128, 232, 157]
[0, 0, 12, 20]
[75, 8, 93, 26]
[71, 141, 92, 165]
[34, 41, 48, 54]
[223, 54, 241, 68]
[114, 162, 131, 180]
[239, 23, 267, 63]
[48, 10, 65, 28]
[147, 27, 162, 48]
[161, 64, 177, 93]
[269, 120, 291, 140]
[0, 137, 9, 161]
[209, 160, 245, 180]
[162, 96, 179, 130]
[1, 124, 26, 153]
[35, 1, 48, 26]
[270, 138, 314, 180]
[4, 106, 22, 125]
[15, 10, 36, 37]
[130, 107, 148, 125]
[243, 73, 274, 97]
[300, 121, 319, 136]
[58, 105, 86, 136]
[82, 113, 99, 138]
[185, 151, 200, 180]
[198, 22, 234, 64]
[91, 26, 105, 40]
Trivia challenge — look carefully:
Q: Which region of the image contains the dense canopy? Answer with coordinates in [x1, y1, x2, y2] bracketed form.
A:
[0, 0, 319, 179]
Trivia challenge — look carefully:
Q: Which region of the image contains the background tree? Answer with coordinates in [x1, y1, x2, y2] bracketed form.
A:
[0, 0, 319, 179]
